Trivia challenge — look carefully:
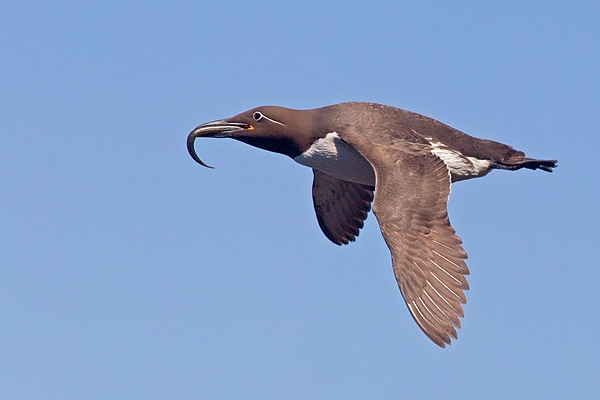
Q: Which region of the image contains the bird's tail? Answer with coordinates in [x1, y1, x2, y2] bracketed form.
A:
[493, 157, 558, 173]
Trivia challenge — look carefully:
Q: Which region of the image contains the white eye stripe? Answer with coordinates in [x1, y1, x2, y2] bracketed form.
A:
[252, 111, 285, 126]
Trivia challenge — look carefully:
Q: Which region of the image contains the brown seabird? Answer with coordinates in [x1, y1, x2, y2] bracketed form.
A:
[187, 102, 557, 347]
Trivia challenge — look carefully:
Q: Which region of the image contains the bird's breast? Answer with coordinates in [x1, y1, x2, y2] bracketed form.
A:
[293, 132, 376, 186]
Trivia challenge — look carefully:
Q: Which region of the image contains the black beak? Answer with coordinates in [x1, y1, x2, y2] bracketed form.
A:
[187, 120, 253, 168]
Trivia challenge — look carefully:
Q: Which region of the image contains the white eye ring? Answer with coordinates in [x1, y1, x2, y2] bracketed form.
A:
[251, 111, 285, 126]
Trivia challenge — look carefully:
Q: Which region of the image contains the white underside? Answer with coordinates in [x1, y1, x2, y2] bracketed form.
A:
[292, 134, 492, 186]
[293, 132, 376, 186]
[429, 141, 492, 182]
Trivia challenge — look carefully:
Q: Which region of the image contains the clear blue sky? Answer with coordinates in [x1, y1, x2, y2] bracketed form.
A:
[2, 1, 599, 399]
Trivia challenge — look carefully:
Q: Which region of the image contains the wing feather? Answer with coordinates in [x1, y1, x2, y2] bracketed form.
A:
[311, 169, 375, 245]
[340, 139, 470, 347]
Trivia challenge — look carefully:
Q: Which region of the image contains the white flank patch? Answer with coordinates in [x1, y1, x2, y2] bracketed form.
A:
[429, 141, 492, 181]
[293, 132, 376, 186]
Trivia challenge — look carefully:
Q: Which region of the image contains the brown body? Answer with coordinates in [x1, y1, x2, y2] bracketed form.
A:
[187, 102, 557, 347]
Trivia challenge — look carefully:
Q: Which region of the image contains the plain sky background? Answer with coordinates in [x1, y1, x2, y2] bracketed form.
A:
[2, 1, 599, 399]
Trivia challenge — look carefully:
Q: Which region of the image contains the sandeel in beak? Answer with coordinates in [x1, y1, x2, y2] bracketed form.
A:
[187, 120, 253, 168]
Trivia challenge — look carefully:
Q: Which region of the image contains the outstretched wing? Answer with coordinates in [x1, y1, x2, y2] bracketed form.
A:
[311, 169, 375, 245]
[359, 141, 470, 347]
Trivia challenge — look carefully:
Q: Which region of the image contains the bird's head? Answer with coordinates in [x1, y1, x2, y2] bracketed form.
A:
[187, 106, 314, 168]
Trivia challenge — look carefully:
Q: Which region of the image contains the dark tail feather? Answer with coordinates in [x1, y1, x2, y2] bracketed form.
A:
[494, 158, 558, 173]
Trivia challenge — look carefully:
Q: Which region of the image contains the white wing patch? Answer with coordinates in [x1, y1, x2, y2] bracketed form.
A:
[293, 132, 376, 186]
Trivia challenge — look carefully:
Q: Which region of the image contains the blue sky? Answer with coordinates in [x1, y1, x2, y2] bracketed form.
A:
[1, 1, 599, 398]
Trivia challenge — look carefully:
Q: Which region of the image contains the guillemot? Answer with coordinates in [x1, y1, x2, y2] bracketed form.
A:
[187, 102, 557, 347]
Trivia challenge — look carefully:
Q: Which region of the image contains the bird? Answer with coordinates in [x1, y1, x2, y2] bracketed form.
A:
[187, 102, 557, 347]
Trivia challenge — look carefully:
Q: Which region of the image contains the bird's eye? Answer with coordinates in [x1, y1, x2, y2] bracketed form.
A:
[253, 112, 263, 121]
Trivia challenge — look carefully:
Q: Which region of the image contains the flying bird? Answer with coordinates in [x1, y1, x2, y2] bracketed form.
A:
[187, 102, 556, 347]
